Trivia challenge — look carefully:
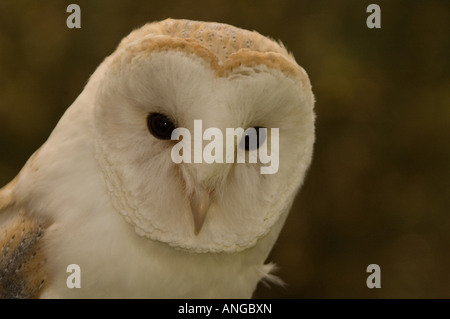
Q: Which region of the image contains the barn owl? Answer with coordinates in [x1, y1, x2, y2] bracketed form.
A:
[0, 18, 315, 298]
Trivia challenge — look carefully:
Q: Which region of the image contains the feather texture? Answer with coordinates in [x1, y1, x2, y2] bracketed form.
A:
[0, 214, 48, 298]
[0, 18, 314, 298]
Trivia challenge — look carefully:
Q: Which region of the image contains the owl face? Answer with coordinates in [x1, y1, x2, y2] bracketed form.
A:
[93, 19, 315, 253]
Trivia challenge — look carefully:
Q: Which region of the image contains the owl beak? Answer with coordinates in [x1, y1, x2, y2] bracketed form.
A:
[190, 188, 211, 235]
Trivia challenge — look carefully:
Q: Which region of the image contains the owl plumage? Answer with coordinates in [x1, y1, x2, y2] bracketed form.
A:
[0, 19, 315, 298]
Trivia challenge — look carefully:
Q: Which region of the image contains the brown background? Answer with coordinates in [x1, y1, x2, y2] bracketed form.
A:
[0, 0, 449, 298]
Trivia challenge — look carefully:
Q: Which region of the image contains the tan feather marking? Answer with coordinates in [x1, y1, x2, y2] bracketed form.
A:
[111, 18, 309, 83]
[0, 215, 49, 298]
[120, 19, 292, 62]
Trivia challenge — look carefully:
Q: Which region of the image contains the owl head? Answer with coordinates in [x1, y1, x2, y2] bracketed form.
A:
[92, 19, 315, 254]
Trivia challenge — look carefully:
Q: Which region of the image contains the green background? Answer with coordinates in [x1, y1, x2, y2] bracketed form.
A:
[0, 0, 449, 298]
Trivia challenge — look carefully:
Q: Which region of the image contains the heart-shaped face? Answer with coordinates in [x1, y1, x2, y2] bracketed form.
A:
[93, 19, 315, 254]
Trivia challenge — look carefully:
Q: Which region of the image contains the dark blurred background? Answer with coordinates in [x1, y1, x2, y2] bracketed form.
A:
[0, 0, 449, 298]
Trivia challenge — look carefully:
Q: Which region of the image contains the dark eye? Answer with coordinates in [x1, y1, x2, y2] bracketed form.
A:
[147, 113, 176, 140]
[239, 127, 267, 151]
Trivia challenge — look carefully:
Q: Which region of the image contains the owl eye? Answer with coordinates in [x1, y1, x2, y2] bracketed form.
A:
[147, 113, 176, 140]
[239, 127, 267, 151]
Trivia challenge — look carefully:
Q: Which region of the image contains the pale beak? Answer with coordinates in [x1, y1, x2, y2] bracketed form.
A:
[190, 188, 211, 235]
